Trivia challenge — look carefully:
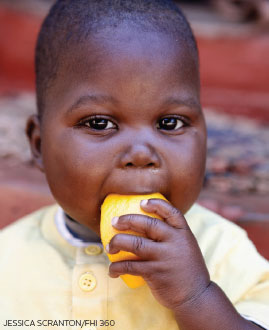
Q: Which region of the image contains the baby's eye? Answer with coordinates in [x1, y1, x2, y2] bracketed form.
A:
[82, 117, 116, 130]
[157, 117, 185, 130]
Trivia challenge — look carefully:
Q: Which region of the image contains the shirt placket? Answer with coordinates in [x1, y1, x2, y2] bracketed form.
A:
[71, 244, 110, 330]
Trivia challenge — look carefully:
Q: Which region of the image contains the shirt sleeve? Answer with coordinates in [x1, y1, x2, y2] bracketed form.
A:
[225, 231, 269, 328]
[186, 204, 269, 328]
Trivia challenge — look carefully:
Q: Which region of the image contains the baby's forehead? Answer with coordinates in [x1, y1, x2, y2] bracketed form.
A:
[43, 27, 201, 125]
[36, 1, 199, 119]
[61, 25, 198, 81]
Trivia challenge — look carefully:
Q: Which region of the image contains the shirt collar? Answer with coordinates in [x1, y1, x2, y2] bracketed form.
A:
[41, 205, 103, 262]
[55, 207, 103, 247]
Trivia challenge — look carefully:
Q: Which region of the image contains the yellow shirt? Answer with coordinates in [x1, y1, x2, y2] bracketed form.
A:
[0, 204, 268, 330]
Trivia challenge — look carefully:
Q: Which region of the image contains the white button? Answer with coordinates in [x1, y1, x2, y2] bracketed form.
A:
[79, 273, 97, 292]
[84, 245, 102, 255]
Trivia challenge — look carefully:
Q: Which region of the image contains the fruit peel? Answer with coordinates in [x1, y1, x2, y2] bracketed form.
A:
[100, 193, 167, 289]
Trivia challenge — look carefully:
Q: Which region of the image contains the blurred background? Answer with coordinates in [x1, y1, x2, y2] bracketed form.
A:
[0, 0, 268, 258]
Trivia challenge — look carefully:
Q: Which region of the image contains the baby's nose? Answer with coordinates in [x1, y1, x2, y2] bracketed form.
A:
[119, 143, 161, 169]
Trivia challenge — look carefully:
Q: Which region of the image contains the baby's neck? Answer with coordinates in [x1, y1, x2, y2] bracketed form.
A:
[64, 213, 101, 243]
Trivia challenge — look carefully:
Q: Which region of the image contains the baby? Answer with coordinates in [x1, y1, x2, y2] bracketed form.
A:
[0, 1, 269, 329]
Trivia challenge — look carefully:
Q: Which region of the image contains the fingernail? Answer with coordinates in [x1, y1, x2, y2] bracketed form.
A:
[141, 199, 148, 207]
[111, 216, 119, 226]
[105, 244, 110, 253]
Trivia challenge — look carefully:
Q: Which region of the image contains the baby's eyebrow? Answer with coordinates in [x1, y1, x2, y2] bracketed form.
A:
[162, 97, 201, 113]
[67, 94, 117, 114]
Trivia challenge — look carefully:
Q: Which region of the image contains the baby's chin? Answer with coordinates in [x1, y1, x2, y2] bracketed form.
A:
[64, 212, 101, 241]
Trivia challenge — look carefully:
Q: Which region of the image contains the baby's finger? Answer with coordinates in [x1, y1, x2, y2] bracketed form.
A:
[107, 233, 163, 260]
[141, 198, 189, 230]
[111, 214, 175, 241]
[109, 259, 156, 278]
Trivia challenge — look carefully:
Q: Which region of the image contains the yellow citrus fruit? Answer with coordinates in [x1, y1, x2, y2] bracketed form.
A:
[100, 193, 167, 289]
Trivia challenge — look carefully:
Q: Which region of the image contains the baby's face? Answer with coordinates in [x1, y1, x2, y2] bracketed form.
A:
[30, 26, 206, 235]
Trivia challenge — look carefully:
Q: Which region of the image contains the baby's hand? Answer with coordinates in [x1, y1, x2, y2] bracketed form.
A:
[107, 198, 211, 311]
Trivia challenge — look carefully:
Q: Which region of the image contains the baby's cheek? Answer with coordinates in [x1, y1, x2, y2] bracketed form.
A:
[187, 128, 207, 172]
[169, 140, 205, 212]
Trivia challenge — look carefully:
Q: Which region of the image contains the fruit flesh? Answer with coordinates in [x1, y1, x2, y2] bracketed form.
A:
[100, 193, 167, 289]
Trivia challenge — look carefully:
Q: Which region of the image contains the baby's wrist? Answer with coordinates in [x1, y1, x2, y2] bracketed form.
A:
[171, 280, 213, 315]
[172, 281, 249, 330]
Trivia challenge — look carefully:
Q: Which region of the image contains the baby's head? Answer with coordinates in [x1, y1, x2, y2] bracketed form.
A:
[27, 0, 207, 235]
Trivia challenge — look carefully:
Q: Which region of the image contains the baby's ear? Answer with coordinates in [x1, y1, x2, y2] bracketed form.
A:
[25, 114, 44, 172]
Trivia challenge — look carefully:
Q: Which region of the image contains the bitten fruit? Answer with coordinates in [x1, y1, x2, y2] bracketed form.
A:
[100, 193, 167, 289]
